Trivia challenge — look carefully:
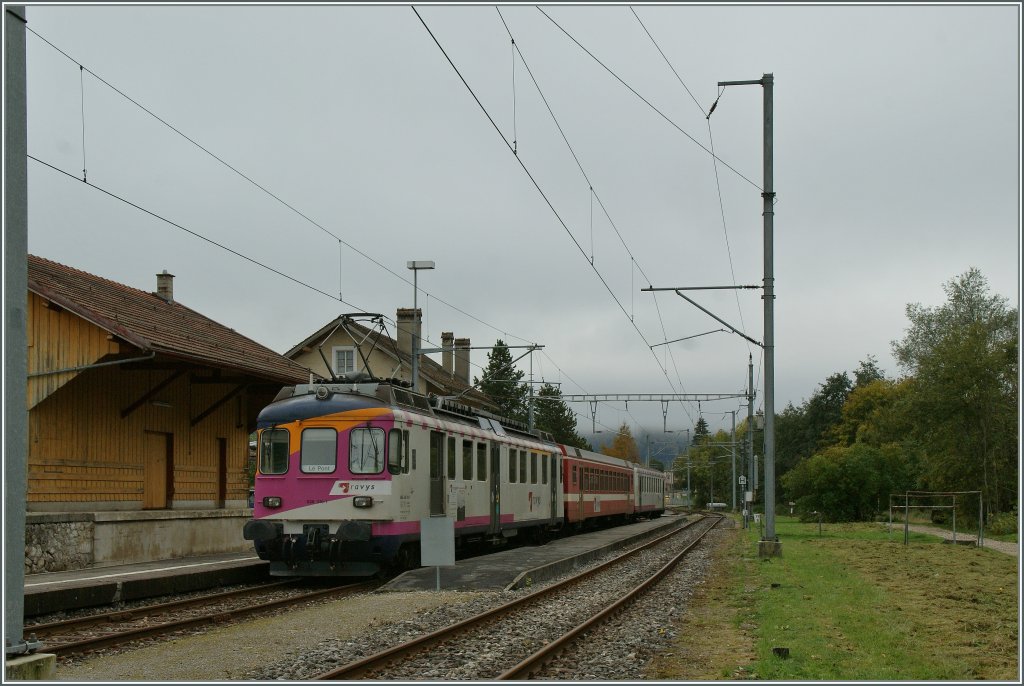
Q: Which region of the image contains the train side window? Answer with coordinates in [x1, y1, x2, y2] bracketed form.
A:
[447, 437, 456, 479]
[300, 428, 336, 474]
[509, 449, 518, 482]
[388, 429, 404, 475]
[477, 443, 487, 481]
[411, 448, 417, 472]
[572, 464, 577, 486]
[519, 452, 527, 484]
[260, 428, 290, 475]
[349, 427, 385, 474]
[462, 440, 473, 481]
[542, 455, 548, 485]
[530, 453, 538, 484]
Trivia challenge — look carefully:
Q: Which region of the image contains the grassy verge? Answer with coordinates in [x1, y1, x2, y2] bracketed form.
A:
[650, 515, 1018, 680]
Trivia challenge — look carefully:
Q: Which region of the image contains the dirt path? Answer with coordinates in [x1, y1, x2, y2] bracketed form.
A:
[903, 523, 1018, 556]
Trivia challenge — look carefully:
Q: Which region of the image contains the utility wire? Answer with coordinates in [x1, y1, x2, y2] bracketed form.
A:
[30, 22, 712, 432]
[29, 27, 598, 432]
[495, 8, 697, 423]
[29, 154, 357, 306]
[630, 7, 706, 118]
[537, 7, 762, 194]
[625, 10, 751, 358]
[79, 65, 87, 182]
[706, 118, 751, 356]
[413, 6, 650, 348]
[25, 25, 541, 353]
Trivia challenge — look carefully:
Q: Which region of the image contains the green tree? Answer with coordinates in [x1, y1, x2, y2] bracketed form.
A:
[534, 383, 590, 449]
[892, 269, 1018, 514]
[802, 372, 854, 451]
[782, 442, 917, 522]
[853, 354, 886, 389]
[474, 339, 529, 424]
[601, 422, 641, 462]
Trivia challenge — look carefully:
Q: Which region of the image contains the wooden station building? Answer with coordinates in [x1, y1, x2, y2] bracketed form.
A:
[23, 255, 311, 572]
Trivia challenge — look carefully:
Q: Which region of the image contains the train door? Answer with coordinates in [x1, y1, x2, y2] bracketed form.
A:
[488, 442, 501, 533]
[429, 431, 445, 516]
[578, 466, 585, 516]
[549, 454, 557, 521]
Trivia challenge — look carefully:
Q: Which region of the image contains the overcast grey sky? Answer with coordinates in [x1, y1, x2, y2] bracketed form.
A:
[13, 2, 1021, 438]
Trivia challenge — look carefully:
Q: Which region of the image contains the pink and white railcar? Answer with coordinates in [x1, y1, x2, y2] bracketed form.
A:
[243, 380, 563, 576]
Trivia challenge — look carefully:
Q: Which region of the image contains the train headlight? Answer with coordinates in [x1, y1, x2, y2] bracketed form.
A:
[262, 496, 282, 508]
[352, 496, 373, 509]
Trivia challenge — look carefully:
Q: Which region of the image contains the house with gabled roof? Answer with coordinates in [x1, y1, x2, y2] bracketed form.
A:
[24, 255, 312, 571]
[284, 309, 496, 411]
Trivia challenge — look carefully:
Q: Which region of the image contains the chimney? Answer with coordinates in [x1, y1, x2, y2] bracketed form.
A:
[396, 307, 421, 360]
[441, 332, 454, 377]
[454, 337, 471, 385]
[156, 270, 174, 303]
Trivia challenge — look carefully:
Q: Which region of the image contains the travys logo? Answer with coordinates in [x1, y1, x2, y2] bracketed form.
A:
[329, 481, 391, 496]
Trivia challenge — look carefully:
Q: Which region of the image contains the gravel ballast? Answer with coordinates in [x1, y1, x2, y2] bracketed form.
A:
[53, 518, 733, 681]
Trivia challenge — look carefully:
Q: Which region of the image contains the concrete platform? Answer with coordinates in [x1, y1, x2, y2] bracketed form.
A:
[24, 551, 268, 617]
[382, 513, 690, 593]
[4, 653, 56, 681]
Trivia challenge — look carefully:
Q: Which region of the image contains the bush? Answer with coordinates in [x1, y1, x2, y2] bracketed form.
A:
[987, 510, 1018, 536]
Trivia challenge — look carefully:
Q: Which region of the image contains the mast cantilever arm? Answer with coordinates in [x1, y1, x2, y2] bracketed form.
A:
[671, 290, 763, 348]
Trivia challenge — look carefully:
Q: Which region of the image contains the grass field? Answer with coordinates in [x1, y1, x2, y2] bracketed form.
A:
[648, 515, 1019, 681]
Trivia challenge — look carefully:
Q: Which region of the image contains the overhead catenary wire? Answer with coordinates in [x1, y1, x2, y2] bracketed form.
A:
[24, 25, 543, 354]
[625, 9, 752, 358]
[78, 64, 87, 182]
[26, 22, 649, 439]
[491, 8, 697, 424]
[629, 7, 706, 118]
[29, 154, 357, 307]
[413, 6, 652, 349]
[31, 19, 720, 434]
[537, 7, 762, 194]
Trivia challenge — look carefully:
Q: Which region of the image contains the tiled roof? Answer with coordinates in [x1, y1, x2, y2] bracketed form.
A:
[27, 255, 310, 385]
[287, 316, 495, 408]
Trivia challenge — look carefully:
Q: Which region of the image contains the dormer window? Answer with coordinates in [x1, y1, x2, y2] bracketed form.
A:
[332, 346, 356, 376]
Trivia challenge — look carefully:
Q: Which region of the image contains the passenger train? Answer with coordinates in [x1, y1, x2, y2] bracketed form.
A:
[243, 377, 666, 577]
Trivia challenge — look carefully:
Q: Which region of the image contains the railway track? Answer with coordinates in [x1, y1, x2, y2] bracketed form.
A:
[314, 514, 722, 680]
[36, 579, 380, 658]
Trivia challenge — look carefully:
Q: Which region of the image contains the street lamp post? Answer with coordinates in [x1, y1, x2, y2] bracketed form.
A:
[407, 260, 435, 392]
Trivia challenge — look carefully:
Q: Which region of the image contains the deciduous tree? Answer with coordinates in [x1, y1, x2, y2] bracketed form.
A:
[892, 269, 1018, 514]
[601, 422, 640, 463]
